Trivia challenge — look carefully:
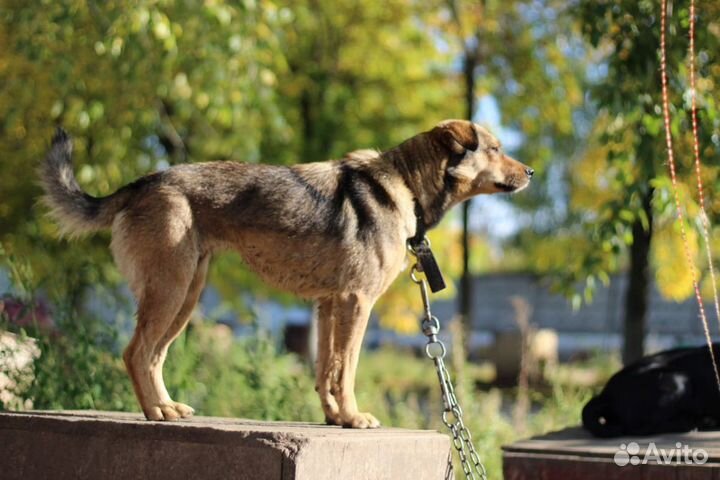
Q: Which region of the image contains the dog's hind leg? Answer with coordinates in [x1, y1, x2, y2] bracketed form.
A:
[147, 252, 211, 420]
[124, 269, 194, 421]
[117, 191, 200, 421]
[330, 292, 380, 429]
[314, 298, 341, 425]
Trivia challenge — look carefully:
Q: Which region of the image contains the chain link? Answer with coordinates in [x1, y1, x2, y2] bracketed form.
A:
[408, 238, 488, 480]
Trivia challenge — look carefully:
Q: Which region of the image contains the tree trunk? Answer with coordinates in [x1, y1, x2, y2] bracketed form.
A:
[459, 49, 477, 354]
[460, 200, 472, 344]
[622, 187, 654, 365]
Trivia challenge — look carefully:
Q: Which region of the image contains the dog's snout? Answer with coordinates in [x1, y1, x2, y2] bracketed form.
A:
[525, 167, 534, 178]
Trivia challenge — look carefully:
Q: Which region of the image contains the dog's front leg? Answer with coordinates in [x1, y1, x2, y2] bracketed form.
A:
[329, 292, 380, 429]
[314, 298, 342, 424]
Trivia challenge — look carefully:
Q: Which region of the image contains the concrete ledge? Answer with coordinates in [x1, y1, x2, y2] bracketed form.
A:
[1, 410, 451, 480]
[503, 426, 720, 479]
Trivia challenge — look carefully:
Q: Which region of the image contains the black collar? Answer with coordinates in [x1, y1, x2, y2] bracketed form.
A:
[407, 199, 446, 293]
[409, 200, 428, 247]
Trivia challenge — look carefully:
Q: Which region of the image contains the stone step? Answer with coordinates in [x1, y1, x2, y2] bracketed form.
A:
[1, 410, 451, 480]
[503, 426, 720, 479]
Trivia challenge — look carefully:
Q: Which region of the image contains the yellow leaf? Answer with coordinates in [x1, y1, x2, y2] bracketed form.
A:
[652, 223, 698, 302]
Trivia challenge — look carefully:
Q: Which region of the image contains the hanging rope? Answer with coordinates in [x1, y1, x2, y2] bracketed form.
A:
[687, 0, 720, 335]
[659, 0, 720, 391]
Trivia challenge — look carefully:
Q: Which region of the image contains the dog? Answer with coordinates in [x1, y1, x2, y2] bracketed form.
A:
[583, 344, 720, 437]
[40, 119, 533, 428]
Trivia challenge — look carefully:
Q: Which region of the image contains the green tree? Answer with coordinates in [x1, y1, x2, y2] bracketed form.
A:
[275, 0, 460, 162]
[560, 0, 720, 363]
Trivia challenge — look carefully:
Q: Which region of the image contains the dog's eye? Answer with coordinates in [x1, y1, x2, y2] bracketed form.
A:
[488, 146, 500, 154]
[450, 150, 466, 162]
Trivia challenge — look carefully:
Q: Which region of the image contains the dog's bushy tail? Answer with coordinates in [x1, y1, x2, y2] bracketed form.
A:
[40, 128, 123, 237]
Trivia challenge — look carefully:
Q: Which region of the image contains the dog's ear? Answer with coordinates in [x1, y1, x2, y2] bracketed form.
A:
[433, 120, 479, 155]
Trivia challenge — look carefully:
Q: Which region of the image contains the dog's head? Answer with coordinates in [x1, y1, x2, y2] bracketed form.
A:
[430, 119, 533, 200]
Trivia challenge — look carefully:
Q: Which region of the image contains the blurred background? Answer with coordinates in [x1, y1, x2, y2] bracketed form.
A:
[1, 0, 720, 476]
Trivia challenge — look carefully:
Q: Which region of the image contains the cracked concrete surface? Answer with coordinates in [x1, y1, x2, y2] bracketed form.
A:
[1, 410, 451, 479]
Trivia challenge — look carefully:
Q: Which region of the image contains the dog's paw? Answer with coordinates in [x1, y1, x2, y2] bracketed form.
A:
[145, 402, 195, 421]
[321, 401, 342, 426]
[341, 412, 381, 429]
[172, 401, 195, 418]
[324, 412, 343, 426]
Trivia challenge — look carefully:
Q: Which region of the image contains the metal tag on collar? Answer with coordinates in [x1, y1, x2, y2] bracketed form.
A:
[408, 236, 446, 293]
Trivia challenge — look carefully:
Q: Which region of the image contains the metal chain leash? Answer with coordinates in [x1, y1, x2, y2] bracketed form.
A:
[408, 238, 488, 480]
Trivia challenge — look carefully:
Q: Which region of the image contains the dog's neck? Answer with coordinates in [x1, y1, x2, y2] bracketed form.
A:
[383, 134, 459, 238]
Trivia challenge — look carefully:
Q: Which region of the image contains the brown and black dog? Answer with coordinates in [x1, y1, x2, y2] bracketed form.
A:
[40, 120, 532, 428]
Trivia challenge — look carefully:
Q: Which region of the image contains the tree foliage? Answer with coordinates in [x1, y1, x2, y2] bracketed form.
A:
[527, 0, 720, 302]
[521, 0, 720, 361]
